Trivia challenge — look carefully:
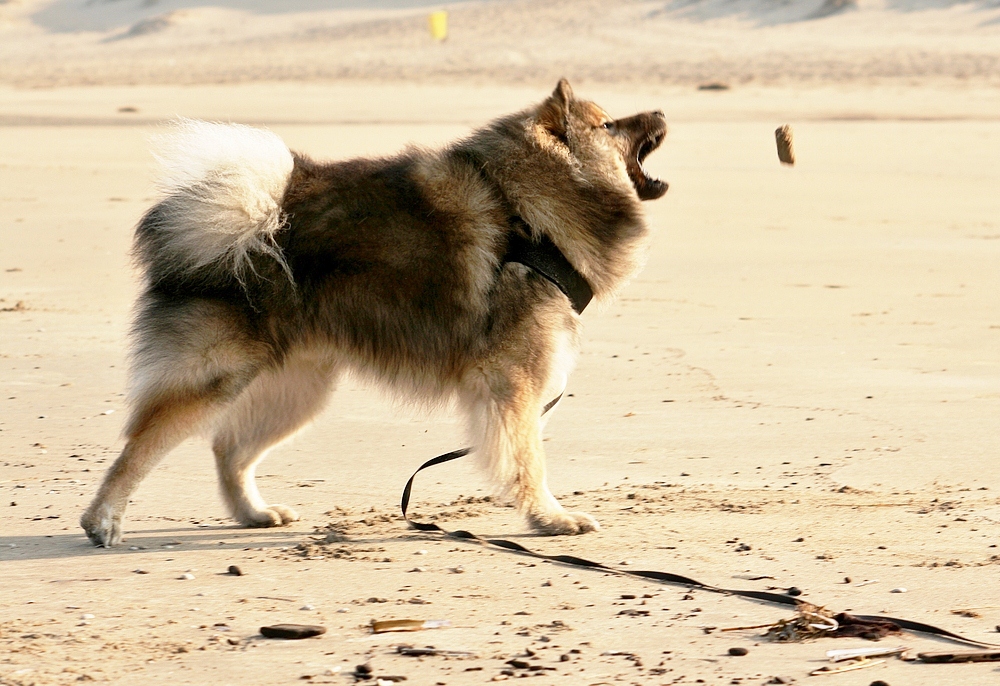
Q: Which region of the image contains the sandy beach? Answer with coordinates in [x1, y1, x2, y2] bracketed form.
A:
[2, 1, 1000, 685]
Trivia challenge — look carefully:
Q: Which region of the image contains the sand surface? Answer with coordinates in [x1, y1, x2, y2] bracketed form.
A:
[3, 2, 1000, 685]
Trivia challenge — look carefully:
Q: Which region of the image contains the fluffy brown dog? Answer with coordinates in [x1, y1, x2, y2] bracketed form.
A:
[81, 79, 668, 547]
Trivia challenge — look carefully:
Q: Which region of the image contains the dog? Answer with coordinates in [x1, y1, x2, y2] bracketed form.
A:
[80, 79, 668, 547]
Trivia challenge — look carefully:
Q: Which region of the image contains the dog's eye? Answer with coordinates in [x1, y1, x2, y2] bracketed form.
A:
[601, 121, 615, 132]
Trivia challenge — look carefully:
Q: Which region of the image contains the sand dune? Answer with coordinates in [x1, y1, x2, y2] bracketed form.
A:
[3, 0, 1000, 87]
[29, 0, 465, 33]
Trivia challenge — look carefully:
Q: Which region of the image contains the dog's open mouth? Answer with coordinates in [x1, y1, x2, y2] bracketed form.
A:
[627, 130, 668, 201]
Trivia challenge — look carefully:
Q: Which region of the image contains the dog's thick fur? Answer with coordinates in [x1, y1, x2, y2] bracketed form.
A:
[81, 80, 668, 547]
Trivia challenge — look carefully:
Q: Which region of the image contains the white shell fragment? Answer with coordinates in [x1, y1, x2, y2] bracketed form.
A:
[826, 645, 908, 662]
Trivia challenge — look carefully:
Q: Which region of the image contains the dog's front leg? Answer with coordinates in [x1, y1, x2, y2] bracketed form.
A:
[463, 374, 599, 536]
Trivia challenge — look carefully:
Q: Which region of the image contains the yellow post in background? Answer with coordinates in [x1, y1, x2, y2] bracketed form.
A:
[428, 10, 448, 42]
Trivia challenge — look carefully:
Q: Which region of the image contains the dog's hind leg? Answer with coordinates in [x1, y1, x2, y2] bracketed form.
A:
[211, 348, 339, 528]
[81, 298, 268, 547]
[81, 392, 222, 547]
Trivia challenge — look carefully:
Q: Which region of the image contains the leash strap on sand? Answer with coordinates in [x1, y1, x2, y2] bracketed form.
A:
[400, 451, 1000, 649]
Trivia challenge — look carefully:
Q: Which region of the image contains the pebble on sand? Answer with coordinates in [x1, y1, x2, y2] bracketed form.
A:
[260, 624, 327, 639]
[728, 647, 749, 656]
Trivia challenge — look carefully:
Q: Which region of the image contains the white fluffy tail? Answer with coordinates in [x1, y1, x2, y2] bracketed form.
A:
[146, 118, 294, 283]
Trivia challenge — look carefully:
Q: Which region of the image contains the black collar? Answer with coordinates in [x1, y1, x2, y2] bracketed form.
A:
[503, 218, 593, 314]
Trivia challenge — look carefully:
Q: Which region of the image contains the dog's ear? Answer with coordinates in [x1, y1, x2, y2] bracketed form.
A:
[552, 78, 574, 106]
[537, 78, 574, 143]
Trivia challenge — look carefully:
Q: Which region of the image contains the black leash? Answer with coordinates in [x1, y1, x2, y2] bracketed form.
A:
[397, 227, 999, 649]
[400, 456, 1000, 649]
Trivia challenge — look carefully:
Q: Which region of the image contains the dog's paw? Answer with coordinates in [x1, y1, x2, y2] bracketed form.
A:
[528, 510, 600, 536]
[80, 504, 124, 548]
[240, 504, 300, 528]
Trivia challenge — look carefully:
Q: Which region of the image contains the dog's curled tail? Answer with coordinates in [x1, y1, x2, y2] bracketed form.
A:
[135, 118, 294, 286]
